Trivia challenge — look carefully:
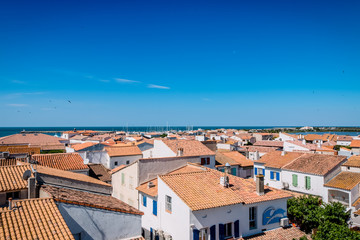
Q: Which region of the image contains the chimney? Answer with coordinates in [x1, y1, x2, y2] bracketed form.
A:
[256, 174, 264, 196]
[220, 163, 230, 187]
[8, 198, 13, 210]
[28, 177, 37, 199]
[254, 151, 260, 161]
[147, 181, 155, 188]
[281, 151, 286, 156]
[177, 148, 183, 156]
[302, 139, 306, 145]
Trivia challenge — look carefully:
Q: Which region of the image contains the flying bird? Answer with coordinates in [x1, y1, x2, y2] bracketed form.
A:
[68, 100, 71, 104]
[342, 70, 345, 74]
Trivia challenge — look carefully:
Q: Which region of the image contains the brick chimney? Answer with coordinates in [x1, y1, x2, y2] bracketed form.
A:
[256, 174, 264, 196]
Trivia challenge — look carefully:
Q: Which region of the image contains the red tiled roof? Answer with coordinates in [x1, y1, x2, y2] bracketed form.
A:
[282, 154, 346, 176]
[351, 140, 360, 148]
[238, 226, 309, 240]
[162, 140, 215, 157]
[41, 185, 143, 215]
[160, 169, 292, 211]
[0, 165, 33, 192]
[216, 151, 253, 167]
[32, 153, 88, 171]
[324, 171, 360, 190]
[0, 198, 74, 240]
[253, 141, 284, 147]
[105, 145, 142, 157]
[0, 133, 66, 150]
[256, 152, 304, 169]
[72, 142, 98, 151]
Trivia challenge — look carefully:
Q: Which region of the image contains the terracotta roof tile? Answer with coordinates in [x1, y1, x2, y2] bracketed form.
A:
[5, 147, 41, 154]
[256, 152, 304, 169]
[337, 135, 353, 141]
[162, 140, 215, 157]
[87, 164, 111, 182]
[351, 140, 360, 148]
[282, 154, 346, 176]
[343, 156, 360, 168]
[0, 133, 67, 150]
[136, 164, 206, 197]
[0, 158, 19, 166]
[239, 146, 279, 153]
[0, 198, 74, 240]
[0, 165, 33, 192]
[238, 226, 309, 240]
[41, 185, 143, 215]
[253, 141, 284, 147]
[32, 153, 88, 171]
[105, 145, 142, 157]
[324, 171, 360, 190]
[160, 169, 292, 211]
[72, 142, 98, 151]
[216, 151, 253, 167]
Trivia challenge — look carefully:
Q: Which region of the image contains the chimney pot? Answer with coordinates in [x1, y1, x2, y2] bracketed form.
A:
[8, 198, 12, 210]
[256, 174, 265, 196]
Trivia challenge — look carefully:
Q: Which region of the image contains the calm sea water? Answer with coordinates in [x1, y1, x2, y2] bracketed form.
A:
[0, 127, 358, 138]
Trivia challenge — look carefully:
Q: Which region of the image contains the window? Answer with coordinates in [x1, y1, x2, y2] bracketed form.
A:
[220, 168, 225, 172]
[201, 158, 206, 165]
[270, 171, 280, 181]
[276, 172, 280, 181]
[199, 228, 208, 240]
[129, 176, 134, 189]
[126, 160, 130, 165]
[165, 195, 172, 213]
[142, 195, 147, 207]
[153, 200, 158, 216]
[121, 173, 125, 185]
[231, 168, 236, 176]
[249, 207, 257, 230]
[292, 174, 298, 187]
[206, 158, 210, 165]
[6, 191, 20, 200]
[254, 167, 258, 175]
[305, 176, 311, 190]
[224, 222, 232, 238]
[270, 171, 274, 180]
[114, 161, 118, 166]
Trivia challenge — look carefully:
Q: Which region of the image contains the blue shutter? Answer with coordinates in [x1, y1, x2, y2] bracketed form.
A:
[231, 168, 236, 176]
[276, 172, 280, 181]
[150, 228, 153, 240]
[263, 169, 265, 176]
[210, 225, 216, 240]
[153, 200, 157, 216]
[219, 223, 225, 240]
[143, 195, 147, 207]
[220, 168, 225, 172]
[255, 167, 258, 175]
[270, 171, 274, 180]
[193, 229, 200, 240]
[234, 220, 240, 238]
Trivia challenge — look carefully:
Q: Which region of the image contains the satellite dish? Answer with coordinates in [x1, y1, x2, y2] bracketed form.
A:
[23, 170, 31, 180]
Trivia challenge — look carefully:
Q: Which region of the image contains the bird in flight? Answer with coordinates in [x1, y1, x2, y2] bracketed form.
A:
[68, 100, 71, 104]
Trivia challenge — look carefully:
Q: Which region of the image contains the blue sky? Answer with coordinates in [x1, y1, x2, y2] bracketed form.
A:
[1, 0, 359, 127]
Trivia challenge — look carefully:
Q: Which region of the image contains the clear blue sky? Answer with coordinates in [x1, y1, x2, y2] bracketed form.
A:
[1, 0, 359, 127]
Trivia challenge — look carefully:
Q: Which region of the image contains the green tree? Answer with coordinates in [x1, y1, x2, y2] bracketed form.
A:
[287, 195, 321, 233]
[313, 221, 360, 240]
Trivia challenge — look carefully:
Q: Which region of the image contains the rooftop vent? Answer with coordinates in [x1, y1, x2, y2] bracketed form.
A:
[256, 174, 264, 196]
[148, 181, 155, 188]
[177, 148, 184, 156]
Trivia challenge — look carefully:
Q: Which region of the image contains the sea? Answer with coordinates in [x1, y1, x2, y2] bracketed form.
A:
[0, 126, 359, 138]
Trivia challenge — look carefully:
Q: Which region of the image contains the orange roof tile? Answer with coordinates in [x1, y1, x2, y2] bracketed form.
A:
[351, 140, 360, 148]
[282, 154, 346, 176]
[159, 169, 292, 211]
[238, 226, 308, 240]
[5, 147, 41, 154]
[72, 142, 98, 151]
[0, 165, 33, 192]
[137, 164, 207, 197]
[0, 198, 74, 240]
[162, 140, 215, 157]
[105, 145, 142, 157]
[0, 133, 67, 150]
[87, 164, 111, 182]
[324, 171, 360, 190]
[32, 153, 88, 171]
[256, 152, 304, 169]
[253, 141, 284, 147]
[216, 151, 253, 167]
[41, 185, 143, 215]
[342, 155, 360, 168]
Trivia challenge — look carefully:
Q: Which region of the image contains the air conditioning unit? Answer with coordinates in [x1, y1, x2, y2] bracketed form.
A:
[280, 217, 289, 227]
[282, 182, 289, 189]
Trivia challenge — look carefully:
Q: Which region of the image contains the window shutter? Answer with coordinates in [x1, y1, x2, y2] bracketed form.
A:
[143, 195, 147, 207]
[201, 158, 205, 165]
[231, 168, 236, 176]
[255, 167, 258, 175]
[276, 172, 280, 181]
[262, 169, 265, 176]
[234, 220, 240, 238]
[193, 229, 199, 240]
[207, 158, 210, 165]
[292, 174, 298, 187]
[219, 223, 225, 240]
[210, 225, 216, 240]
[270, 171, 274, 180]
[150, 228, 153, 240]
[153, 200, 157, 216]
[306, 176, 311, 189]
[220, 168, 225, 172]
